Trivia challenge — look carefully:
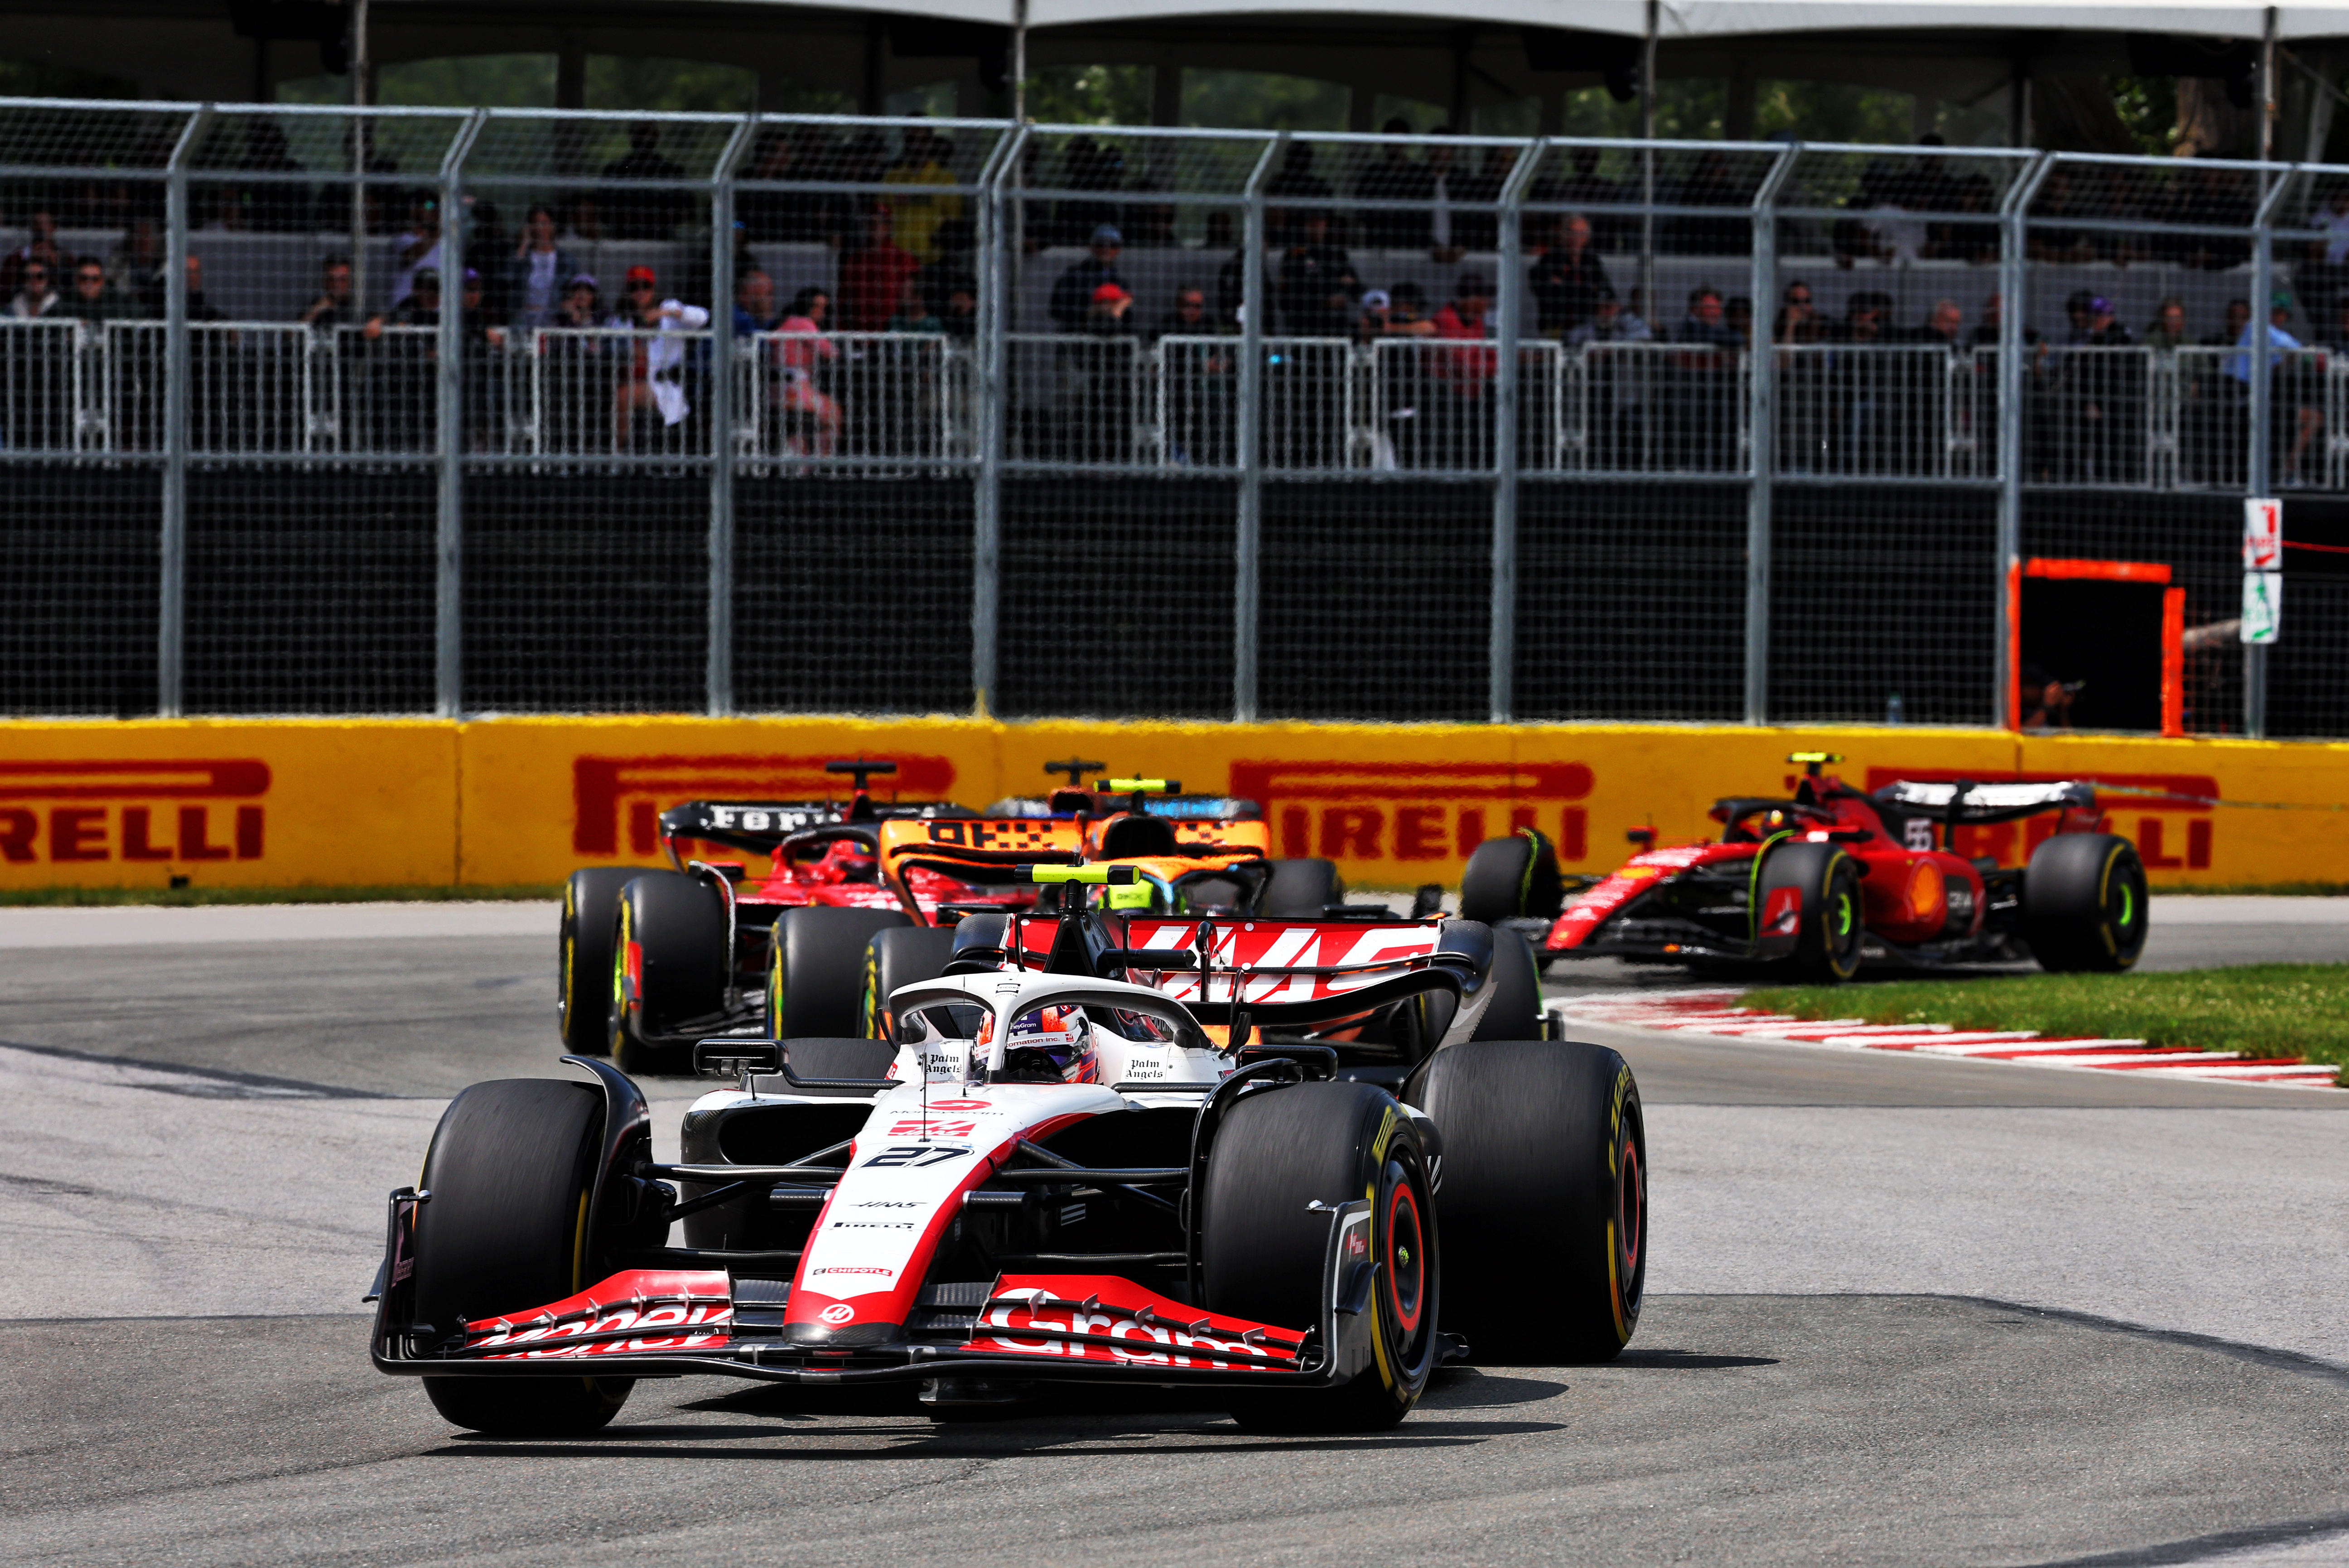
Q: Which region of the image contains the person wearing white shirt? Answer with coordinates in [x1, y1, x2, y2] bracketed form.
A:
[606, 264, 711, 449]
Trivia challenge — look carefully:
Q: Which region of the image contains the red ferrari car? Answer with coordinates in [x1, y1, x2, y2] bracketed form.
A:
[1457, 752, 2149, 980]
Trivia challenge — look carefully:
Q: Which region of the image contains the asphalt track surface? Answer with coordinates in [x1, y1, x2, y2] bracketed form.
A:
[6, 899, 2349, 1566]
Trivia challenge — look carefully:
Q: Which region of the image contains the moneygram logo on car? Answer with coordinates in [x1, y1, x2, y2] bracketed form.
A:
[0, 759, 269, 868]
[1226, 759, 1596, 869]
[571, 751, 960, 857]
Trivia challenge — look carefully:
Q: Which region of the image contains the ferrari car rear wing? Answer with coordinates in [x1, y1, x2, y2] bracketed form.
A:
[1873, 779, 2096, 824]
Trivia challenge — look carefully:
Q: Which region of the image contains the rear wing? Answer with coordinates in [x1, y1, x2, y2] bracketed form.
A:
[1872, 779, 2097, 825]
[955, 911, 1486, 1035]
[660, 799, 974, 859]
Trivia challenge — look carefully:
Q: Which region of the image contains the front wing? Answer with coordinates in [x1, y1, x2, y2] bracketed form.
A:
[369, 1189, 1391, 1391]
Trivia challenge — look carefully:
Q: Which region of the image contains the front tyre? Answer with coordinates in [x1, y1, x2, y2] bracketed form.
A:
[1408, 1040, 1644, 1363]
[767, 907, 912, 1040]
[1202, 1081, 1438, 1432]
[1458, 829, 1563, 925]
[608, 872, 728, 1075]
[2026, 833, 2148, 972]
[859, 925, 959, 1039]
[559, 868, 637, 1055]
[410, 1078, 632, 1436]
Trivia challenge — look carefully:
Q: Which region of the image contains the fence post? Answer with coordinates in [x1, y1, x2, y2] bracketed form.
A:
[1490, 140, 1544, 726]
[1234, 133, 1282, 725]
[158, 105, 209, 720]
[2246, 165, 2291, 739]
[1745, 142, 1799, 727]
[435, 111, 485, 720]
[706, 115, 754, 717]
[1995, 154, 2052, 730]
[973, 124, 1027, 719]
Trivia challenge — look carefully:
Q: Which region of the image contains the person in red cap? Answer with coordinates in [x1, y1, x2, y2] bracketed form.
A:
[841, 203, 919, 332]
[604, 264, 710, 450]
[1088, 280, 1134, 333]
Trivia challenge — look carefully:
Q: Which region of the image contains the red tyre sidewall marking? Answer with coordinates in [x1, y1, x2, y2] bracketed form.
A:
[1385, 1172, 1425, 1336]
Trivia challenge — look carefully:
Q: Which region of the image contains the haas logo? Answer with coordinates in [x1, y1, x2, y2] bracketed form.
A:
[820, 1303, 856, 1325]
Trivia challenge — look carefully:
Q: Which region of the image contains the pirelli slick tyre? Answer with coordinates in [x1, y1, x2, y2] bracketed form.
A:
[2026, 833, 2149, 973]
[1408, 1039, 1644, 1364]
[859, 925, 960, 1039]
[411, 1078, 632, 1437]
[609, 872, 728, 1075]
[1758, 841, 1865, 982]
[1259, 858, 1342, 918]
[559, 868, 637, 1056]
[1469, 927, 1544, 1042]
[767, 907, 912, 1041]
[1458, 829, 1564, 925]
[1203, 1081, 1438, 1432]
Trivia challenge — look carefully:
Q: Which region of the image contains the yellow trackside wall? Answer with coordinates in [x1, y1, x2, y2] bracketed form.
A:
[4, 715, 2346, 890]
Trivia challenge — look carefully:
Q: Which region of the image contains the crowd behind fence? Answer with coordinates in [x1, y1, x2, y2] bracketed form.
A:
[5, 100, 2349, 736]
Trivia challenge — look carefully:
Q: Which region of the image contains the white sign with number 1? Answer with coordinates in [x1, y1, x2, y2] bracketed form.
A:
[2244, 497, 2281, 570]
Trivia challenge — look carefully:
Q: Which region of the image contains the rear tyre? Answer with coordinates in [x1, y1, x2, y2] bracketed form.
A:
[767, 907, 912, 1040]
[1458, 829, 1563, 925]
[411, 1078, 632, 1437]
[1259, 858, 1342, 918]
[1202, 1081, 1437, 1432]
[1469, 927, 1544, 1042]
[608, 872, 729, 1076]
[1407, 1039, 1643, 1364]
[2026, 833, 2148, 973]
[1757, 842, 1865, 982]
[560, 868, 637, 1055]
[859, 925, 960, 1039]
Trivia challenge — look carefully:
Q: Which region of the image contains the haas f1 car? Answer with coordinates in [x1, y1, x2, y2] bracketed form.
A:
[562, 759, 1385, 1073]
[1458, 753, 2150, 980]
[371, 866, 1645, 1434]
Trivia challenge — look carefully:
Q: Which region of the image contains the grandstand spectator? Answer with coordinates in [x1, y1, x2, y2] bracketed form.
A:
[181, 255, 224, 323]
[1967, 292, 2037, 348]
[387, 196, 443, 309]
[738, 127, 854, 248]
[2018, 665, 2076, 732]
[2144, 296, 2190, 351]
[841, 204, 921, 332]
[364, 267, 439, 334]
[1264, 138, 1333, 249]
[939, 276, 978, 341]
[1373, 280, 1440, 468]
[1423, 130, 1463, 261]
[1774, 281, 1824, 344]
[1909, 299, 1963, 347]
[457, 269, 508, 450]
[773, 285, 841, 457]
[1355, 124, 1426, 249]
[599, 121, 690, 241]
[1430, 271, 1496, 464]
[2204, 298, 2252, 347]
[1726, 295, 1755, 345]
[1553, 144, 1625, 250]
[2226, 289, 2325, 484]
[502, 205, 578, 332]
[733, 268, 777, 337]
[555, 273, 602, 334]
[888, 273, 944, 334]
[59, 256, 131, 323]
[883, 124, 963, 264]
[0, 209, 63, 301]
[106, 217, 165, 318]
[1157, 286, 1233, 466]
[296, 255, 357, 331]
[360, 267, 440, 451]
[1154, 285, 1218, 341]
[1530, 213, 1610, 338]
[1050, 224, 1126, 330]
[1676, 286, 1741, 347]
[1052, 135, 1126, 250]
[605, 265, 710, 449]
[1566, 283, 1649, 346]
[1276, 211, 1359, 337]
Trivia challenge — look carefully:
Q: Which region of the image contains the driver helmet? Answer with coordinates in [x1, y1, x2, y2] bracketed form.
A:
[983, 1003, 1100, 1083]
[807, 836, 878, 884]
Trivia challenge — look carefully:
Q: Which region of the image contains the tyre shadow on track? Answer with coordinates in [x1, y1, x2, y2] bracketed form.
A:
[420, 1422, 1558, 1462]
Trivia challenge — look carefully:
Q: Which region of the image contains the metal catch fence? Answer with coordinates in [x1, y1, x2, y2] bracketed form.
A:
[1, 100, 2346, 737]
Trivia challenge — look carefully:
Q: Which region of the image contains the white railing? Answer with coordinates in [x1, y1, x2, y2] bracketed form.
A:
[4, 316, 2339, 487]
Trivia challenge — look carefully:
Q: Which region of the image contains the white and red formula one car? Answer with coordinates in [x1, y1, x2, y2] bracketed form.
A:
[370, 866, 1645, 1434]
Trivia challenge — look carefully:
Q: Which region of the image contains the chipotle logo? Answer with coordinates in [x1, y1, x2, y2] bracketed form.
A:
[1227, 760, 1595, 864]
[0, 759, 268, 866]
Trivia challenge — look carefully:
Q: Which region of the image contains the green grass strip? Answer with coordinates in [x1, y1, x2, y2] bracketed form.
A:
[1747, 964, 2349, 1079]
[0, 884, 561, 907]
